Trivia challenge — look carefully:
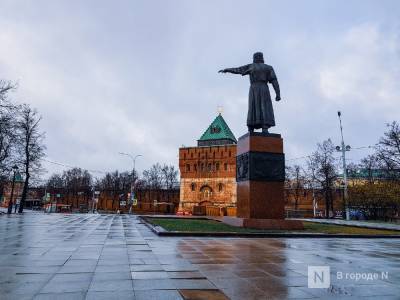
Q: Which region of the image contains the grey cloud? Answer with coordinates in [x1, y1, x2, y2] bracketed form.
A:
[0, 0, 399, 177]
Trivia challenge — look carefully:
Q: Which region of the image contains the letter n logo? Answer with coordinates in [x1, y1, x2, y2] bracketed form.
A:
[308, 266, 330, 288]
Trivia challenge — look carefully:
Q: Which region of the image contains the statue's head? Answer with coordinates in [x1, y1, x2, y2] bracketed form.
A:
[253, 52, 264, 63]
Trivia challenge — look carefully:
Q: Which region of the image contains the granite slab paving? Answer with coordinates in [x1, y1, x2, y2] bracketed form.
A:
[0, 212, 399, 299]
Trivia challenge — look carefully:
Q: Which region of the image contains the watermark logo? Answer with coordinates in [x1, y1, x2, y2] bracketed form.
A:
[337, 271, 388, 282]
[308, 266, 331, 288]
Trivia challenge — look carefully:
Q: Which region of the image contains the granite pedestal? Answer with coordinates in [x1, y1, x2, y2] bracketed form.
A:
[223, 132, 303, 230]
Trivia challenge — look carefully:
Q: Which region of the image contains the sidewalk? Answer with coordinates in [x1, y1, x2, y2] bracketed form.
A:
[1, 213, 400, 299]
[297, 218, 400, 231]
[0, 207, 35, 214]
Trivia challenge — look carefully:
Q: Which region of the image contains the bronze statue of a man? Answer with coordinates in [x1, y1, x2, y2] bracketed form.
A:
[219, 52, 281, 133]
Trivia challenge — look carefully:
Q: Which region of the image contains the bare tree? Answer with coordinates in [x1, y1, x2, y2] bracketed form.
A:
[0, 80, 18, 180]
[307, 139, 338, 218]
[16, 104, 46, 213]
[96, 170, 135, 210]
[356, 155, 379, 183]
[347, 122, 400, 220]
[375, 121, 400, 177]
[119, 171, 134, 192]
[143, 163, 163, 189]
[46, 173, 64, 189]
[286, 164, 306, 211]
[0, 106, 16, 174]
[0, 80, 17, 104]
[62, 167, 92, 209]
[161, 164, 178, 190]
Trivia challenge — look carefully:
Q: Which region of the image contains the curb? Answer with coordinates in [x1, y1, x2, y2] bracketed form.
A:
[139, 216, 400, 239]
[295, 219, 400, 232]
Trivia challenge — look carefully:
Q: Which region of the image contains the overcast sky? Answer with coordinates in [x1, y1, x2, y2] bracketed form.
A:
[1, 0, 399, 178]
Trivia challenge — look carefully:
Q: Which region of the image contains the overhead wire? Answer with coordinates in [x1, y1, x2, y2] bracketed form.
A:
[41, 158, 108, 174]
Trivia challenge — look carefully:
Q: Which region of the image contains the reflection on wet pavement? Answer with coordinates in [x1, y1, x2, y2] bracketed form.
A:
[0, 213, 399, 299]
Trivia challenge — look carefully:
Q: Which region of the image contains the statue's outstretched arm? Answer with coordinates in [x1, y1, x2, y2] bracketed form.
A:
[218, 64, 250, 75]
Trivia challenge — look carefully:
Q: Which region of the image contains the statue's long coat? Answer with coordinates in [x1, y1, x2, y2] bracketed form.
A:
[225, 63, 279, 128]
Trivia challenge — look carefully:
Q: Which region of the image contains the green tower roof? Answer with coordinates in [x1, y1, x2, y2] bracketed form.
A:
[15, 173, 24, 183]
[198, 114, 237, 146]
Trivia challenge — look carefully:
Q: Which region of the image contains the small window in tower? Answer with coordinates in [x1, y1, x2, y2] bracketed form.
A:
[216, 162, 220, 171]
[218, 183, 223, 192]
[191, 152, 193, 158]
[229, 150, 231, 157]
[211, 126, 221, 134]
[208, 163, 212, 171]
[191, 183, 196, 191]
[224, 163, 228, 171]
[186, 164, 190, 172]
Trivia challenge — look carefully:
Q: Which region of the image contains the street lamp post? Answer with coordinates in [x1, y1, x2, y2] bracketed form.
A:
[336, 111, 351, 221]
[7, 165, 19, 215]
[118, 152, 143, 214]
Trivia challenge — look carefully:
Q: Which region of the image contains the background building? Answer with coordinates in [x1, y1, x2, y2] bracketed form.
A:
[0, 173, 24, 209]
[179, 113, 237, 214]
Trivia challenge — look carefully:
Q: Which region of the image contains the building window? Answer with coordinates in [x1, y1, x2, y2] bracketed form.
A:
[211, 126, 221, 133]
[200, 185, 213, 201]
[229, 150, 231, 157]
[216, 162, 220, 171]
[207, 163, 212, 172]
[191, 183, 196, 191]
[218, 183, 223, 192]
[224, 163, 228, 171]
[191, 152, 193, 158]
[186, 164, 190, 172]
[194, 164, 197, 172]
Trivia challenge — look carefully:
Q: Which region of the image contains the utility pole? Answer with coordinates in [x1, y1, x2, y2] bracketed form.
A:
[310, 166, 317, 218]
[336, 111, 350, 221]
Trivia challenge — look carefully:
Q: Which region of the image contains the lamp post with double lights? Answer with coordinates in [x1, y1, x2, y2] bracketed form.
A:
[118, 152, 143, 214]
[336, 111, 351, 221]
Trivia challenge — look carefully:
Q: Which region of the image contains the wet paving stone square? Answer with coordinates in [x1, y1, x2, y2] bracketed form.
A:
[89, 279, 134, 292]
[1, 212, 400, 299]
[41, 279, 91, 293]
[34, 291, 86, 300]
[130, 264, 164, 271]
[131, 271, 169, 279]
[85, 290, 136, 300]
[135, 289, 183, 300]
[132, 278, 176, 290]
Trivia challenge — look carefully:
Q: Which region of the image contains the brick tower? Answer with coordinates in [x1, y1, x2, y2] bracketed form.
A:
[179, 113, 237, 214]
